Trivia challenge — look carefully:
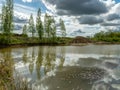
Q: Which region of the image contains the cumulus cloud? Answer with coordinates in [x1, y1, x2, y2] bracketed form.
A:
[22, 0, 32, 3]
[106, 13, 120, 21]
[42, 0, 108, 15]
[101, 23, 120, 26]
[79, 15, 103, 25]
[13, 16, 28, 23]
[1, 0, 120, 36]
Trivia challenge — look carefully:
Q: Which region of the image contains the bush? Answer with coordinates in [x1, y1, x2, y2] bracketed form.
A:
[93, 31, 120, 42]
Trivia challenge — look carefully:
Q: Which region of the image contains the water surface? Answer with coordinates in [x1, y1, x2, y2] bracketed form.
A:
[0, 45, 120, 90]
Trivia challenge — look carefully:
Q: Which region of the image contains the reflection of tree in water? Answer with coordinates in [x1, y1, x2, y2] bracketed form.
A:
[43, 47, 57, 75]
[29, 47, 35, 75]
[58, 47, 65, 69]
[22, 47, 28, 64]
[36, 47, 43, 79]
[49, 47, 56, 70]
[0, 49, 14, 89]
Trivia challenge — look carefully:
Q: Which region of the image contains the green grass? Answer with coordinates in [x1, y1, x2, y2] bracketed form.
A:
[0, 34, 73, 46]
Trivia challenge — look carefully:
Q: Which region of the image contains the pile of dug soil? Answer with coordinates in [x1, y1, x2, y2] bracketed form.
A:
[71, 36, 92, 43]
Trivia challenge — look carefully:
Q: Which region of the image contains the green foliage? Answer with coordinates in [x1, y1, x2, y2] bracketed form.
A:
[0, 0, 14, 44]
[22, 24, 28, 37]
[36, 8, 43, 40]
[92, 31, 120, 42]
[28, 14, 35, 37]
[0, 49, 14, 89]
[0, 1, 69, 45]
[51, 21, 57, 42]
[1, 0, 14, 34]
[44, 14, 51, 38]
[59, 18, 66, 37]
[0, 34, 11, 44]
[43, 14, 58, 43]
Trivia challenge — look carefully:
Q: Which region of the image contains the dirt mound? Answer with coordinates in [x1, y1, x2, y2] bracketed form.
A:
[71, 36, 92, 43]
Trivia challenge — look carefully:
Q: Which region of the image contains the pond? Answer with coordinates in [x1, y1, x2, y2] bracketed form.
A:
[0, 45, 120, 90]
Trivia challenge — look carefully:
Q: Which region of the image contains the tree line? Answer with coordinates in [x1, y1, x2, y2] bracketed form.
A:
[0, 0, 66, 44]
[92, 30, 120, 42]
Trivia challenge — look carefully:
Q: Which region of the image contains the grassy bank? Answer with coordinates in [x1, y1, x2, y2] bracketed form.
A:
[1, 32, 120, 48]
[0, 34, 73, 48]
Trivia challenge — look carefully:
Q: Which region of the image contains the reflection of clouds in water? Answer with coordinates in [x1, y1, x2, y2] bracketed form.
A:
[46, 69, 56, 77]
[63, 54, 120, 90]
[110, 67, 120, 80]
[92, 81, 120, 90]
[64, 54, 119, 65]
[62, 54, 120, 68]
[32, 84, 48, 90]
[54, 58, 62, 66]
[92, 82, 110, 90]
[112, 84, 120, 90]
[12, 46, 120, 90]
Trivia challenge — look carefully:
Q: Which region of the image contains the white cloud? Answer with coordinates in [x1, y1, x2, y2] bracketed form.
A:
[41, 0, 120, 36]
[110, 3, 120, 15]
[101, 0, 115, 8]
[1, 0, 120, 36]
[22, 0, 32, 3]
[41, 0, 56, 14]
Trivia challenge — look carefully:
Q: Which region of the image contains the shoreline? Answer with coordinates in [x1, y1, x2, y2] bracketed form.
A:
[1, 42, 120, 49]
[0, 43, 69, 49]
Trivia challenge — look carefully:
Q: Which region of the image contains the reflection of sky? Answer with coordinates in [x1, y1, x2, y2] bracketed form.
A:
[1, 45, 120, 90]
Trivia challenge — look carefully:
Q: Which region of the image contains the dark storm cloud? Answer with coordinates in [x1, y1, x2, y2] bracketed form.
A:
[79, 15, 103, 25]
[101, 23, 120, 26]
[106, 13, 120, 21]
[45, 0, 108, 15]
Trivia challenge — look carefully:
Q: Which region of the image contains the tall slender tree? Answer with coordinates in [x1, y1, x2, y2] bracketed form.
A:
[50, 17, 57, 42]
[44, 14, 57, 43]
[44, 13, 48, 38]
[36, 8, 43, 40]
[44, 13, 53, 43]
[28, 14, 35, 37]
[4, 0, 14, 34]
[22, 24, 27, 36]
[1, 0, 14, 44]
[44, 14, 53, 38]
[1, 5, 6, 32]
[44, 13, 51, 38]
[59, 18, 66, 37]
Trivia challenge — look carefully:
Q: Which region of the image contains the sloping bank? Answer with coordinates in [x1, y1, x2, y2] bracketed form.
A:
[0, 34, 73, 48]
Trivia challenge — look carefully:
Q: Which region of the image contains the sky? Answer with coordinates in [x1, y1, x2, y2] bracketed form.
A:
[1, 0, 120, 36]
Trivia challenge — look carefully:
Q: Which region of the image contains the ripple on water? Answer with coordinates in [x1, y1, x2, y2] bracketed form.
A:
[34, 66, 107, 90]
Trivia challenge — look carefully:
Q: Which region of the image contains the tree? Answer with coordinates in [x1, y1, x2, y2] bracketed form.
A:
[44, 14, 53, 43]
[0, 5, 6, 32]
[43, 13, 58, 43]
[59, 18, 66, 37]
[28, 14, 35, 37]
[1, 0, 14, 44]
[44, 13, 51, 38]
[50, 17, 57, 42]
[36, 8, 43, 40]
[44, 15, 54, 38]
[3, 0, 14, 34]
[22, 24, 27, 36]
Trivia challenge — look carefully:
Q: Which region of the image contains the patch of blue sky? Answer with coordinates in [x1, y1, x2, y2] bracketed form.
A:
[14, 0, 47, 13]
[115, 0, 120, 3]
